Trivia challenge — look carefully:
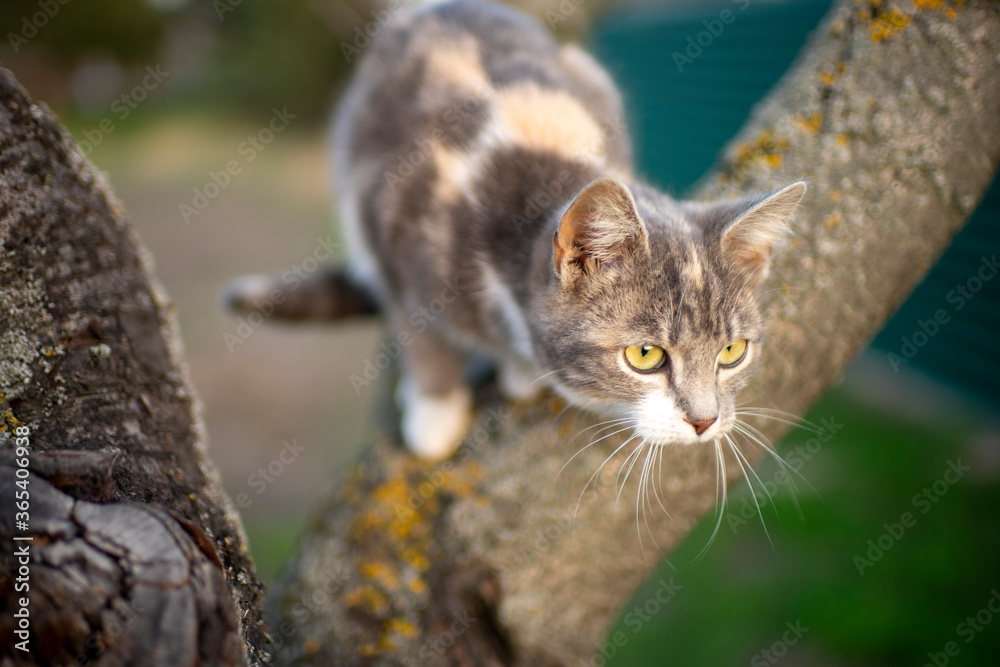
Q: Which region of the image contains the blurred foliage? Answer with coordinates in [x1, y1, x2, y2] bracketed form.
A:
[2, 0, 618, 124]
[1, 0, 165, 64]
[205, 0, 351, 123]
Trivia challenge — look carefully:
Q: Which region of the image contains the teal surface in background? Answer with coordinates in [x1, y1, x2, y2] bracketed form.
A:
[589, 1, 1000, 664]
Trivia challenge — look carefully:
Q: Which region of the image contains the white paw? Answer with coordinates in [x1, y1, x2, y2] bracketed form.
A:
[499, 360, 544, 401]
[399, 384, 472, 461]
[220, 273, 274, 314]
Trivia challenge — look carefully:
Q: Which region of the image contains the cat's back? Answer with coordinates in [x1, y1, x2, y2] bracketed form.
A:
[334, 0, 630, 302]
[336, 0, 629, 187]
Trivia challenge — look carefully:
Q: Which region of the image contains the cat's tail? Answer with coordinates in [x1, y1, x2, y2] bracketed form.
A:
[221, 266, 381, 322]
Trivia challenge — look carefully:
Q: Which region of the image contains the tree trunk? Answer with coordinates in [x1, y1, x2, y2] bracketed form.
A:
[1, 1, 998, 666]
[0, 72, 268, 665]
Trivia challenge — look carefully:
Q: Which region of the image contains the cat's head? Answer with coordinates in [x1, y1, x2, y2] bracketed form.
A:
[535, 177, 805, 446]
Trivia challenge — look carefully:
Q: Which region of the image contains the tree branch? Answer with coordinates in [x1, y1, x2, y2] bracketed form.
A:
[0, 70, 267, 665]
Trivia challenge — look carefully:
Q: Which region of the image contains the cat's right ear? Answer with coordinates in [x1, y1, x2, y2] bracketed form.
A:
[554, 178, 646, 287]
[717, 181, 806, 281]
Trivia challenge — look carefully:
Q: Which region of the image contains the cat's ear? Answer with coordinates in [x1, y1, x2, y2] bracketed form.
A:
[554, 177, 645, 285]
[720, 181, 806, 279]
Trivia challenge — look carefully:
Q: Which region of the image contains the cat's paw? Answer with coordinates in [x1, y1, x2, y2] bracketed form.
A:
[499, 360, 544, 401]
[221, 273, 276, 316]
[400, 385, 472, 461]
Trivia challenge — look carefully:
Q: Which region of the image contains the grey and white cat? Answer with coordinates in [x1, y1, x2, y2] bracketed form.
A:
[225, 0, 805, 461]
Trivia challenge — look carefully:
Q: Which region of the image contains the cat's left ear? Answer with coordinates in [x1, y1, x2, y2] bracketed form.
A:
[720, 181, 806, 279]
[554, 178, 646, 286]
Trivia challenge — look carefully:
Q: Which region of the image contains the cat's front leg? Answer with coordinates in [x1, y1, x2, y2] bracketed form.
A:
[393, 317, 471, 461]
[499, 357, 544, 402]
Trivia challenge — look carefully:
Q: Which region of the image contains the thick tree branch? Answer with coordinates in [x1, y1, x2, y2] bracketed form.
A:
[268, 1, 1000, 665]
[0, 71, 267, 665]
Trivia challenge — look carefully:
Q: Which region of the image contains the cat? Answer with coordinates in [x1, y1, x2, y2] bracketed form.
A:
[224, 0, 805, 461]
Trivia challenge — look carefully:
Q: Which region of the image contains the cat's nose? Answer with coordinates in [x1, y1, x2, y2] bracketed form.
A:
[686, 417, 717, 435]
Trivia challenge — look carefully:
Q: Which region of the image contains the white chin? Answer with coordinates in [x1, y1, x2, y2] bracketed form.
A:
[633, 394, 723, 446]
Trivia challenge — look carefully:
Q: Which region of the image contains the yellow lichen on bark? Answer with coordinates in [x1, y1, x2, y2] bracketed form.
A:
[871, 9, 910, 41]
[720, 131, 792, 185]
[341, 452, 485, 656]
[795, 113, 823, 134]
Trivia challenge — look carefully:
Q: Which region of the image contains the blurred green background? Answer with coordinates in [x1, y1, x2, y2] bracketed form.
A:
[2, 0, 997, 664]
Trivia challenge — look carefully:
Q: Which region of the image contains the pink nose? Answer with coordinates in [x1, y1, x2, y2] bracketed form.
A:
[687, 417, 717, 436]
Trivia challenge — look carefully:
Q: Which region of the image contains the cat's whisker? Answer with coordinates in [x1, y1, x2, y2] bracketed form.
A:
[570, 417, 632, 441]
[749, 285, 808, 310]
[738, 406, 823, 432]
[673, 280, 689, 332]
[726, 433, 776, 516]
[734, 407, 822, 434]
[558, 422, 634, 478]
[643, 445, 668, 558]
[635, 441, 666, 560]
[725, 270, 761, 321]
[730, 423, 804, 521]
[650, 443, 679, 525]
[734, 404, 813, 421]
[726, 434, 776, 551]
[693, 440, 728, 563]
[730, 421, 819, 522]
[554, 401, 579, 421]
[615, 439, 646, 511]
[528, 368, 565, 388]
[636, 441, 651, 559]
[574, 432, 639, 519]
[730, 420, 818, 497]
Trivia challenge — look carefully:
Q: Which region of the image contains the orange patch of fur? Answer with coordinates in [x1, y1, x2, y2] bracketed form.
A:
[424, 36, 491, 92]
[495, 83, 606, 164]
[431, 142, 466, 204]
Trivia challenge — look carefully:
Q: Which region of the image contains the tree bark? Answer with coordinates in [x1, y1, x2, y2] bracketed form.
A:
[0, 71, 268, 665]
[267, 1, 1000, 665]
[1, 1, 999, 666]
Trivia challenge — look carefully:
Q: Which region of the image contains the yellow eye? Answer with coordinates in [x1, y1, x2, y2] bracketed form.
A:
[625, 345, 666, 372]
[717, 339, 749, 368]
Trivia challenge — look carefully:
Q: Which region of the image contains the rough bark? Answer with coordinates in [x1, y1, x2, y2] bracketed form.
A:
[0, 71, 267, 665]
[267, 1, 1000, 665]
